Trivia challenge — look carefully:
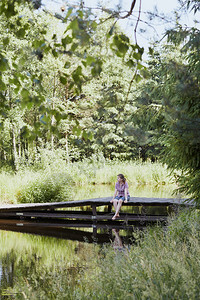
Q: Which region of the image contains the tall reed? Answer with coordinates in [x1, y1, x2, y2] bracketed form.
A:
[0, 160, 177, 204]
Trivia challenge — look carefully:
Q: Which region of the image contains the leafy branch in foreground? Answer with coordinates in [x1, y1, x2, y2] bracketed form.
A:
[0, 0, 145, 131]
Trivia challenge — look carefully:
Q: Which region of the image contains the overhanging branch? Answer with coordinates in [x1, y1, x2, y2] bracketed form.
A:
[120, 0, 137, 19]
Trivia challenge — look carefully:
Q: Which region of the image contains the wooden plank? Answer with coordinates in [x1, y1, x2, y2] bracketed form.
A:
[0, 211, 168, 222]
[0, 197, 193, 213]
[0, 219, 146, 231]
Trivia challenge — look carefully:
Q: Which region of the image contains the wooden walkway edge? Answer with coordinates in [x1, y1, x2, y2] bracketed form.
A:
[0, 196, 194, 226]
[0, 196, 193, 212]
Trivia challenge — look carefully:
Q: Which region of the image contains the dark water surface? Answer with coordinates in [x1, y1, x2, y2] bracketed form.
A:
[0, 185, 177, 298]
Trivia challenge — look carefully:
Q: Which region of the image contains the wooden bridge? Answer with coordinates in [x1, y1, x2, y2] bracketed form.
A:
[0, 196, 193, 223]
[0, 197, 193, 242]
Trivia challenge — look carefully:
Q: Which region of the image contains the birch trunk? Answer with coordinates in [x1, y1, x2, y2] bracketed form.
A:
[12, 124, 19, 171]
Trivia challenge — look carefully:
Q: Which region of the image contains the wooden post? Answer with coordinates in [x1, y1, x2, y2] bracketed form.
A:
[108, 204, 112, 213]
[92, 205, 97, 217]
[92, 224, 97, 239]
[91, 205, 97, 239]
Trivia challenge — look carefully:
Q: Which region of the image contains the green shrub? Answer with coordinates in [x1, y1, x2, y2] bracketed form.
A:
[168, 208, 200, 241]
[80, 212, 200, 300]
[17, 172, 74, 203]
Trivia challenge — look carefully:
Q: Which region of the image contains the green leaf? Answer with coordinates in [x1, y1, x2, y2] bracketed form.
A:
[91, 60, 102, 76]
[14, 86, 20, 94]
[75, 66, 82, 76]
[64, 61, 71, 68]
[69, 18, 79, 32]
[40, 115, 51, 125]
[9, 77, 20, 86]
[0, 79, 6, 90]
[115, 50, 123, 58]
[18, 57, 26, 66]
[26, 101, 34, 109]
[86, 56, 96, 65]
[60, 76, 67, 85]
[113, 35, 129, 55]
[5, 3, 15, 18]
[82, 130, 88, 140]
[52, 49, 58, 57]
[16, 28, 26, 38]
[148, 47, 154, 55]
[137, 63, 144, 70]
[3, 37, 9, 46]
[133, 52, 142, 60]
[70, 43, 78, 51]
[81, 61, 87, 67]
[88, 132, 93, 140]
[0, 56, 9, 71]
[127, 59, 135, 68]
[21, 89, 30, 103]
[65, 7, 73, 20]
[107, 25, 115, 37]
[32, 39, 46, 48]
[61, 35, 72, 48]
[135, 74, 142, 83]
[119, 34, 129, 43]
[72, 66, 83, 88]
[72, 125, 81, 136]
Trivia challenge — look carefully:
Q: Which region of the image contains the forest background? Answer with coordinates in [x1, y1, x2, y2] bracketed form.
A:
[0, 0, 199, 204]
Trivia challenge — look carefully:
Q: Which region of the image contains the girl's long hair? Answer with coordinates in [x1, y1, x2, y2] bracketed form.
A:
[117, 174, 126, 184]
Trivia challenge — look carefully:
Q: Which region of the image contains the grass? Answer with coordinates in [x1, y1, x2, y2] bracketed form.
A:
[71, 160, 173, 186]
[81, 209, 200, 300]
[1, 209, 200, 299]
[0, 160, 177, 204]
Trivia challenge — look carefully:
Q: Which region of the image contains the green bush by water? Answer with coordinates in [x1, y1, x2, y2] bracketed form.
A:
[17, 172, 74, 203]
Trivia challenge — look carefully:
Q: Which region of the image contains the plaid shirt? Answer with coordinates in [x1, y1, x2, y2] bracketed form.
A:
[115, 181, 129, 197]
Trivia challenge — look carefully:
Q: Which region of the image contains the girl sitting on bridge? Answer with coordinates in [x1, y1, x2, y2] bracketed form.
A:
[110, 174, 130, 220]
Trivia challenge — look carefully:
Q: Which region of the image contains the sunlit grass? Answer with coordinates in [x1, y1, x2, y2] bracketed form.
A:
[71, 160, 173, 186]
[0, 160, 178, 204]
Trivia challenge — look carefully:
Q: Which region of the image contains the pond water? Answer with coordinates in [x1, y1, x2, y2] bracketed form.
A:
[0, 184, 179, 298]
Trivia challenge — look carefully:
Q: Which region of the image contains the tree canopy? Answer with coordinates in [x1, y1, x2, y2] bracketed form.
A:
[0, 0, 200, 203]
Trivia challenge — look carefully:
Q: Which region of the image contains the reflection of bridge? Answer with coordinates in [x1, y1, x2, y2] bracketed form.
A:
[0, 219, 140, 244]
[0, 197, 193, 243]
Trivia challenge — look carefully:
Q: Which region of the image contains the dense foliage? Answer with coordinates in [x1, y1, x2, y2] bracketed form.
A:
[0, 0, 147, 168]
[0, 0, 199, 203]
[134, 2, 200, 202]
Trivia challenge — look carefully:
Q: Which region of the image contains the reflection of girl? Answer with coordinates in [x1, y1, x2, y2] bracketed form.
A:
[112, 229, 129, 255]
[112, 229, 123, 251]
[110, 174, 130, 220]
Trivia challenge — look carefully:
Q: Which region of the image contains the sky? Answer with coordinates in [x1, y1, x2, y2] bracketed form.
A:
[42, 0, 199, 52]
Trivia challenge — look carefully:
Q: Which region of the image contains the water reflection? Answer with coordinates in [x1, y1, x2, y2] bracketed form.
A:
[0, 223, 141, 297]
[0, 219, 141, 245]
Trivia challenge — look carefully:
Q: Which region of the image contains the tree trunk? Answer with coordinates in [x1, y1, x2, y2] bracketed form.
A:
[65, 132, 69, 164]
[12, 124, 19, 171]
[18, 129, 21, 159]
